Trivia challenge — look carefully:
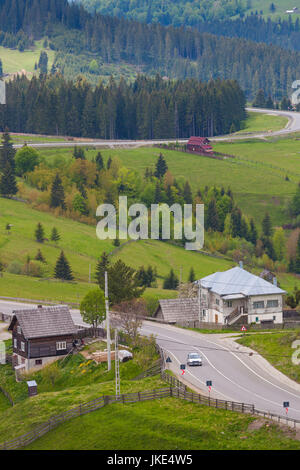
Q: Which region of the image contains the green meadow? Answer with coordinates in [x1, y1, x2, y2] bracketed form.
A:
[237, 111, 289, 134]
[0, 40, 55, 77]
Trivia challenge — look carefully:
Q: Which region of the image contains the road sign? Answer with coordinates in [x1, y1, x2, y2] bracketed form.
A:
[166, 357, 172, 363]
[241, 325, 247, 332]
[206, 380, 212, 387]
[180, 364, 186, 375]
[283, 401, 290, 414]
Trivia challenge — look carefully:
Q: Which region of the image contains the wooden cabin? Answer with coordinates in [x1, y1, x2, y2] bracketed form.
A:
[187, 137, 213, 154]
[8, 305, 78, 371]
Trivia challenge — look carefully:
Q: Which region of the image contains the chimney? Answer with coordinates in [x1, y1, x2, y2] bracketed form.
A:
[273, 277, 277, 287]
[239, 261, 243, 269]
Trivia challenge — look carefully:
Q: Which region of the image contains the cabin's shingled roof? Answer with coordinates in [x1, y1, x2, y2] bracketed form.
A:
[8, 306, 77, 339]
[155, 298, 199, 323]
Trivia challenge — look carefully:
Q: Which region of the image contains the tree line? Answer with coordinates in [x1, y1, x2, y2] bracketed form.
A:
[1, 74, 246, 139]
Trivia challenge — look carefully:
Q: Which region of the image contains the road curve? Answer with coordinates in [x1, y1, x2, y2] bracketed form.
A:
[141, 321, 300, 421]
[11, 108, 300, 150]
[1, 299, 300, 420]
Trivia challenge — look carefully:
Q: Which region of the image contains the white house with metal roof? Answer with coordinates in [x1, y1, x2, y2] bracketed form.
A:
[197, 266, 286, 326]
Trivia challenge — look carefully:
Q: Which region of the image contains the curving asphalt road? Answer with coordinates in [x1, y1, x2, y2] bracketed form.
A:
[141, 321, 300, 421]
[1, 299, 300, 420]
[12, 108, 300, 150]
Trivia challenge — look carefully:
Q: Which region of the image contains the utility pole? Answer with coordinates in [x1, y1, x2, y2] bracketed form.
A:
[105, 271, 111, 372]
[115, 329, 120, 398]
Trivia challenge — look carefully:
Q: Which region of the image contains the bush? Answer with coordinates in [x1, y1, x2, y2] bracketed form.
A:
[7, 260, 22, 275]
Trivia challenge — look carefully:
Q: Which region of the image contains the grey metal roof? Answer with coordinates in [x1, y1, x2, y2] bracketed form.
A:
[155, 298, 199, 323]
[9, 306, 77, 339]
[198, 267, 286, 297]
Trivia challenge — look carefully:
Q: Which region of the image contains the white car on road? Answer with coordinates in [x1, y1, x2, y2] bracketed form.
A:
[187, 352, 202, 366]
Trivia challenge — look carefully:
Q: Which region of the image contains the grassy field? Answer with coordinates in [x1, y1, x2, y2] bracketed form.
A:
[237, 112, 289, 134]
[249, 0, 300, 19]
[23, 396, 300, 450]
[0, 346, 166, 444]
[237, 330, 300, 383]
[0, 40, 55, 78]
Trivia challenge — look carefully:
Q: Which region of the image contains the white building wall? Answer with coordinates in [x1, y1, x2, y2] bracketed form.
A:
[247, 294, 283, 324]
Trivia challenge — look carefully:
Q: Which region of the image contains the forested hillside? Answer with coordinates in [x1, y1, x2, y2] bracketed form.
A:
[74, 0, 248, 24]
[75, 1, 300, 51]
[1, 0, 300, 98]
[0, 75, 246, 138]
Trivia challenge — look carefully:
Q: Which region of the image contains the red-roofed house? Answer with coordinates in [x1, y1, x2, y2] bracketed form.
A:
[187, 137, 213, 154]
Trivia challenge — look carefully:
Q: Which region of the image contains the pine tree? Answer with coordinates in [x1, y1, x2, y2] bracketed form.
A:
[95, 152, 104, 171]
[206, 199, 219, 231]
[0, 130, 16, 171]
[188, 267, 196, 283]
[0, 162, 18, 196]
[51, 227, 60, 243]
[183, 181, 193, 204]
[262, 212, 272, 237]
[35, 249, 46, 263]
[95, 252, 110, 289]
[54, 251, 74, 281]
[50, 173, 66, 209]
[163, 268, 179, 290]
[35, 223, 45, 243]
[154, 154, 168, 179]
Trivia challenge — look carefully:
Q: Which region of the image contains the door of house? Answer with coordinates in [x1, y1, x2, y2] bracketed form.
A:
[215, 314, 218, 324]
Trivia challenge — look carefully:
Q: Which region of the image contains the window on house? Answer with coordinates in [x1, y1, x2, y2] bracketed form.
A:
[256, 317, 259, 322]
[273, 316, 276, 321]
[202, 309, 207, 317]
[17, 326, 21, 334]
[20, 342, 25, 352]
[13, 338, 17, 349]
[56, 341, 67, 351]
[226, 301, 233, 308]
[267, 300, 279, 308]
[253, 301, 264, 309]
[216, 298, 220, 305]
[35, 359, 42, 365]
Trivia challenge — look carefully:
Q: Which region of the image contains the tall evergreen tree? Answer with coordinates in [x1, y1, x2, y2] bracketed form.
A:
[35, 223, 45, 243]
[54, 251, 74, 280]
[50, 173, 66, 209]
[262, 212, 272, 237]
[50, 227, 60, 243]
[154, 154, 168, 179]
[95, 251, 110, 289]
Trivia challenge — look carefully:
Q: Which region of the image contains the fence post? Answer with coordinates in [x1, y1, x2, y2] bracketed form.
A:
[138, 392, 141, 401]
[242, 403, 244, 414]
[170, 387, 172, 397]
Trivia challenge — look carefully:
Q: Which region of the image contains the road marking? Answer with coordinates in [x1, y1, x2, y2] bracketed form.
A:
[143, 325, 300, 415]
